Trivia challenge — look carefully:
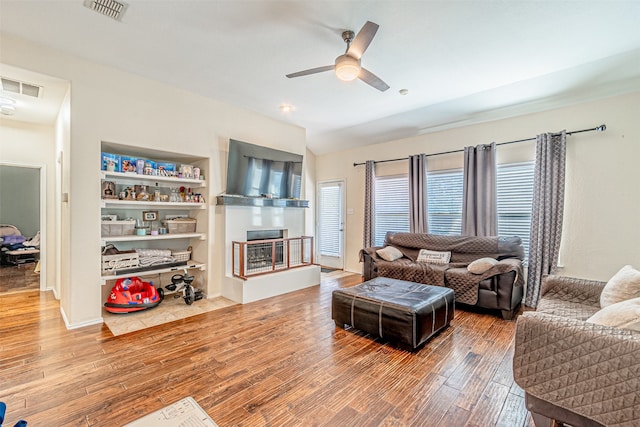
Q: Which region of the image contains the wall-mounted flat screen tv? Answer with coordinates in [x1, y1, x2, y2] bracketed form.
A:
[225, 139, 303, 199]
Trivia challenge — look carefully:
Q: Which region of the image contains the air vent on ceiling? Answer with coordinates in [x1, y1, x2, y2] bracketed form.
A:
[1, 77, 42, 98]
[83, 0, 128, 21]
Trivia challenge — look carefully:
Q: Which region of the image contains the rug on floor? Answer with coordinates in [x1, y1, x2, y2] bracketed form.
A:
[103, 295, 237, 336]
[124, 396, 218, 427]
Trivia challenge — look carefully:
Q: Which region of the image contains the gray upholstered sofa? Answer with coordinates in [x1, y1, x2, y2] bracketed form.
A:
[513, 274, 640, 427]
[360, 232, 525, 319]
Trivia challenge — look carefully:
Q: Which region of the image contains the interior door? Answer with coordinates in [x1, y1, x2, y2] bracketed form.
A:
[317, 180, 345, 270]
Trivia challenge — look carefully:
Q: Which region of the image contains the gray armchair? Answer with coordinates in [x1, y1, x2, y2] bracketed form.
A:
[513, 275, 640, 427]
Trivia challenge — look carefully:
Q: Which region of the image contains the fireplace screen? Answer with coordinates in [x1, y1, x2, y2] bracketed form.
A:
[232, 236, 314, 279]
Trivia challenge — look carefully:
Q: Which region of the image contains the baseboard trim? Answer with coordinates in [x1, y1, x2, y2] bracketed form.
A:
[60, 306, 103, 330]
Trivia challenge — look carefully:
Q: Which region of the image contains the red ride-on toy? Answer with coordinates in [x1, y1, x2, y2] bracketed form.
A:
[104, 276, 164, 313]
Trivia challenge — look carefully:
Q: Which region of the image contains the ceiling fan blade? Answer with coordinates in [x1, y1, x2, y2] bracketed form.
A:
[359, 67, 390, 92]
[347, 21, 379, 59]
[286, 65, 334, 78]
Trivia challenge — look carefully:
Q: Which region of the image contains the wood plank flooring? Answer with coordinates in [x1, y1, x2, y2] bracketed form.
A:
[0, 262, 40, 293]
[0, 271, 535, 427]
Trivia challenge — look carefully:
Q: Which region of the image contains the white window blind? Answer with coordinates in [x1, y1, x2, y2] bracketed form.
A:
[374, 175, 409, 246]
[369, 162, 534, 257]
[318, 183, 342, 257]
[427, 169, 463, 235]
[496, 162, 535, 261]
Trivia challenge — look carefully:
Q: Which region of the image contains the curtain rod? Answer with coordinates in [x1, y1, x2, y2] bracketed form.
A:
[352, 124, 606, 167]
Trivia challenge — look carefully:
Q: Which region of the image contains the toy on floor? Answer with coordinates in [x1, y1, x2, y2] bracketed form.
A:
[165, 273, 204, 305]
[0, 401, 28, 426]
[104, 276, 164, 313]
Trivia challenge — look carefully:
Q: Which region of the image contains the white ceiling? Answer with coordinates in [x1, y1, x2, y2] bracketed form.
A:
[1, 0, 639, 154]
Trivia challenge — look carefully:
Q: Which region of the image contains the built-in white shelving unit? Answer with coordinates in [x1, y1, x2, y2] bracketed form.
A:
[99, 142, 209, 287]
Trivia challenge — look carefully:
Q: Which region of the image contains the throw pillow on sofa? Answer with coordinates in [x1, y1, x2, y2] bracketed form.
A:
[416, 249, 451, 264]
[600, 265, 640, 308]
[587, 296, 640, 332]
[376, 246, 404, 262]
[467, 257, 498, 274]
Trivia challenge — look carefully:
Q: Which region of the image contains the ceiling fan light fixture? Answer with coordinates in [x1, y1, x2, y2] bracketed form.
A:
[335, 55, 361, 81]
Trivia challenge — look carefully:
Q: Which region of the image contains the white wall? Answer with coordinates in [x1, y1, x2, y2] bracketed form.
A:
[316, 92, 640, 282]
[1, 33, 310, 327]
[0, 119, 56, 290]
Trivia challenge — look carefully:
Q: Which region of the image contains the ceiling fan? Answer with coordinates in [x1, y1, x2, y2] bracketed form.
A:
[286, 21, 390, 92]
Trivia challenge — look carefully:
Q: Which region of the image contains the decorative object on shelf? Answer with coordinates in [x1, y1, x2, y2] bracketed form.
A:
[134, 184, 150, 201]
[102, 152, 121, 172]
[157, 162, 176, 176]
[101, 180, 117, 199]
[121, 155, 138, 173]
[135, 159, 145, 175]
[144, 160, 156, 175]
[121, 186, 136, 200]
[180, 164, 194, 179]
[170, 187, 182, 203]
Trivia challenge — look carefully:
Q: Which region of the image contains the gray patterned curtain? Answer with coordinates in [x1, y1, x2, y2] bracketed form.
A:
[363, 160, 376, 248]
[409, 154, 428, 233]
[525, 131, 567, 307]
[462, 143, 497, 236]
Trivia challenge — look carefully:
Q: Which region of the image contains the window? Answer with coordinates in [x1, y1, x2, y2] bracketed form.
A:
[496, 162, 535, 260]
[371, 162, 534, 259]
[426, 169, 463, 235]
[373, 175, 409, 246]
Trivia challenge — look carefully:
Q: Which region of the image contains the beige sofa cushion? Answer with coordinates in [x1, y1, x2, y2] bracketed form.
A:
[376, 246, 404, 262]
[467, 257, 498, 274]
[600, 265, 640, 308]
[587, 296, 640, 331]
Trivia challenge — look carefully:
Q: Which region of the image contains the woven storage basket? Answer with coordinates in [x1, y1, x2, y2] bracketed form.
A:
[101, 220, 136, 237]
[163, 218, 196, 234]
[172, 251, 191, 262]
[101, 252, 139, 273]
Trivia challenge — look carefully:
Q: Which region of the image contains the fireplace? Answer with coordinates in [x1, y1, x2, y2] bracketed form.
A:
[220, 203, 320, 303]
[246, 229, 285, 272]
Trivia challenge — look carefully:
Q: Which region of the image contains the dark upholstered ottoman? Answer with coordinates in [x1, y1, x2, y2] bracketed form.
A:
[332, 277, 455, 349]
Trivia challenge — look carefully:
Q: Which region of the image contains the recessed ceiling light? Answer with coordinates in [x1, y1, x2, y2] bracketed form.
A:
[279, 104, 295, 113]
[0, 96, 16, 115]
[399, 89, 409, 95]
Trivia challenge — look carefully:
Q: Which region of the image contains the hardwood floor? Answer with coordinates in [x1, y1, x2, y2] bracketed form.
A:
[0, 272, 535, 427]
[0, 262, 40, 293]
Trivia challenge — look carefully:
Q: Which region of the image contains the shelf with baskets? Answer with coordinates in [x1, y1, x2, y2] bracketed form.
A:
[99, 143, 209, 287]
[100, 232, 205, 246]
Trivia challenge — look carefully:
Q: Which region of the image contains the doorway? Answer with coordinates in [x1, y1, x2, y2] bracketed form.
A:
[0, 164, 44, 293]
[317, 180, 345, 270]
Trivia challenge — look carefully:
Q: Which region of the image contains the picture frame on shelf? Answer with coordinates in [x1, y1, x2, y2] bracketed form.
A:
[142, 210, 158, 221]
